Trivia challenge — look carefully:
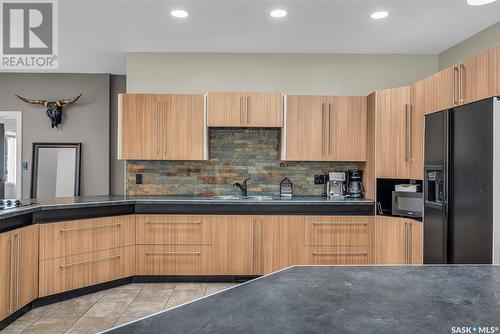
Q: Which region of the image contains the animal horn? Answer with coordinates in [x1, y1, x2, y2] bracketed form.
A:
[57, 94, 82, 106]
[15, 94, 48, 106]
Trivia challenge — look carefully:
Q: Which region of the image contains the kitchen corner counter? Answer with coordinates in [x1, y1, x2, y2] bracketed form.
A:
[0, 195, 374, 231]
[103, 265, 500, 334]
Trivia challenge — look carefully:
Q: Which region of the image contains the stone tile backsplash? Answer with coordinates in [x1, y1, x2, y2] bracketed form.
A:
[126, 128, 361, 196]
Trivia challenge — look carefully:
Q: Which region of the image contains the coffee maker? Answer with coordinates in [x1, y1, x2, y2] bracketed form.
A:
[346, 170, 364, 198]
[326, 172, 346, 199]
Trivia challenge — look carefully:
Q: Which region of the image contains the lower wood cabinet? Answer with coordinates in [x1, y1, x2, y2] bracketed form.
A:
[39, 246, 135, 297]
[254, 216, 375, 275]
[0, 225, 38, 321]
[374, 216, 422, 265]
[135, 215, 254, 276]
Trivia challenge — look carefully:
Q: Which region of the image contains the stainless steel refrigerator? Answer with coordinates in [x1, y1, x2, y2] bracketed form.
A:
[424, 97, 500, 264]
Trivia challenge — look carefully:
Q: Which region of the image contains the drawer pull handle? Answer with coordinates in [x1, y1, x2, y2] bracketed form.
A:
[145, 221, 201, 225]
[60, 255, 121, 268]
[312, 222, 368, 226]
[146, 251, 201, 256]
[312, 251, 368, 256]
[60, 223, 121, 233]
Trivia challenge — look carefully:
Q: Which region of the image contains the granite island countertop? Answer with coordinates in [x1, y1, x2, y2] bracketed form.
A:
[102, 265, 500, 334]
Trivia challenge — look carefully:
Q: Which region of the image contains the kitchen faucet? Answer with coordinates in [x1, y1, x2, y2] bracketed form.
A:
[233, 178, 251, 197]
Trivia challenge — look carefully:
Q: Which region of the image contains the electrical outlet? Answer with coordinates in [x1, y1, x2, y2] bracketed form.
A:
[136, 174, 143, 185]
[314, 174, 325, 185]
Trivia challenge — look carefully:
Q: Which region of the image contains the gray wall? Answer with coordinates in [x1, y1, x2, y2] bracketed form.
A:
[127, 53, 438, 95]
[110, 75, 126, 195]
[0, 73, 111, 198]
[439, 22, 500, 69]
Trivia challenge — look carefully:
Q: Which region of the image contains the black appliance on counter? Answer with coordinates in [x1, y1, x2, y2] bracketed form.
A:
[424, 97, 499, 264]
[346, 170, 364, 198]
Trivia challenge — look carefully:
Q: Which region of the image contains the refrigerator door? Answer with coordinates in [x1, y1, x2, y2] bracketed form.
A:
[424, 111, 448, 264]
[450, 99, 493, 264]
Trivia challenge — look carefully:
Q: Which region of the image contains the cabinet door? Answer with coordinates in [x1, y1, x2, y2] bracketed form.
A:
[494, 45, 500, 96]
[376, 87, 411, 179]
[255, 216, 307, 275]
[245, 92, 282, 127]
[410, 81, 427, 180]
[409, 220, 423, 265]
[207, 92, 245, 127]
[119, 94, 163, 160]
[428, 67, 456, 114]
[0, 232, 12, 320]
[461, 47, 496, 104]
[164, 94, 206, 160]
[328, 96, 367, 161]
[374, 216, 407, 264]
[284, 95, 327, 161]
[17, 225, 38, 310]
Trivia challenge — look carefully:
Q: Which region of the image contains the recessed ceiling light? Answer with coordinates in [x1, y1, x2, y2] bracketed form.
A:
[467, 0, 496, 5]
[270, 9, 287, 18]
[370, 11, 389, 19]
[171, 9, 189, 18]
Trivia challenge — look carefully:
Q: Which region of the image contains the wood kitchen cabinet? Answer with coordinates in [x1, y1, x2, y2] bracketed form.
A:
[374, 216, 422, 265]
[118, 93, 207, 161]
[207, 92, 282, 127]
[376, 86, 412, 179]
[135, 215, 254, 276]
[283, 95, 367, 161]
[460, 46, 497, 104]
[0, 225, 38, 321]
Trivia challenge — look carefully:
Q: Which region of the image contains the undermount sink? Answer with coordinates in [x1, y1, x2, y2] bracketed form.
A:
[208, 195, 275, 201]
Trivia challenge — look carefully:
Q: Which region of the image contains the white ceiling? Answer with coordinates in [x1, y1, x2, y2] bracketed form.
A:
[41, 0, 500, 73]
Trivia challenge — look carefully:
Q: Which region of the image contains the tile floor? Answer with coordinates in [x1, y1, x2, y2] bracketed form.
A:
[1, 282, 238, 334]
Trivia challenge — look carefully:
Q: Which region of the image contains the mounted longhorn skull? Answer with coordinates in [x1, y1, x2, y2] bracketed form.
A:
[15, 94, 82, 128]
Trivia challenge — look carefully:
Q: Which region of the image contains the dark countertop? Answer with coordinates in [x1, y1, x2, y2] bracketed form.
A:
[0, 195, 375, 223]
[103, 265, 500, 334]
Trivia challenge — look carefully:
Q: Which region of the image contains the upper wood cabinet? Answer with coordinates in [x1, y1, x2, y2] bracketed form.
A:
[375, 87, 412, 179]
[207, 92, 282, 127]
[374, 216, 422, 265]
[283, 95, 367, 161]
[460, 46, 497, 104]
[118, 93, 207, 161]
[375, 86, 423, 180]
[0, 225, 38, 321]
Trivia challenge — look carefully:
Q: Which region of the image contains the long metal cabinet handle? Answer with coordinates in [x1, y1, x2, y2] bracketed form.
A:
[16, 234, 20, 309]
[313, 251, 368, 256]
[145, 221, 201, 225]
[60, 223, 121, 233]
[459, 64, 466, 104]
[328, 103, 332, 155]
[240, 96, 244, 125]
[156, 101, 160, 155]
[321, 103, 326, 155]
[408, 105, 413, 161]
[146, 251, 201, 256]
[246, 95, 250, 125]
[8, 236, 13, 313]
[312, 221, 368, 226]
[405, 104, 409, 162]
[408, 223, 412, 264]
[60, 255, 121, 269]
[453, 66, 459, 105]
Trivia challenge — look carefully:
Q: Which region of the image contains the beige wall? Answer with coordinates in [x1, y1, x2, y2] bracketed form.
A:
[127, 53, 438, 96]
[0, 73, 111, 198]
[439, 22, 500, 69]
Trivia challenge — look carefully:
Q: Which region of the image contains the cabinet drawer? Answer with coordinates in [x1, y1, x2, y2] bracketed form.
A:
[136, 215, 210, 245]
[39, 246, 135, 297]
[305, 216, 373, 246]
[305, 246, 373, 265]
[39, 215, 135, 260]
[136, 245, 211, 275]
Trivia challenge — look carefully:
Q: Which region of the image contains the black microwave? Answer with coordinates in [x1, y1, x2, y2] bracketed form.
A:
[392, 191, 423, 218]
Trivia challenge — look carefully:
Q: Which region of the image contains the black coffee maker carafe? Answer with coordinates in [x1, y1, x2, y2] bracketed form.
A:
[346, 170, 364, 198]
